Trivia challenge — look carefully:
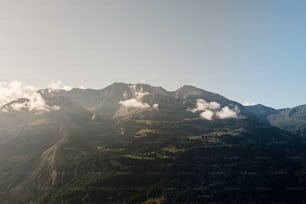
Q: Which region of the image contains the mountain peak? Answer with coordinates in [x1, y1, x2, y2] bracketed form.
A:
[250, 104, 276, 110]
[175, 85, 207, 97]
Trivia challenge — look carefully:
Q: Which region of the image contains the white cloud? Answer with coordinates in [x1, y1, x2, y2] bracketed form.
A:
[153, 103, 159, 110]
[119, 85, 158, 110]
[200, 110, 214, 120]
[48, 81, 72, 91]
[242, 101, 258, 106]
[188, 98, 239, 120]
[0, 81, 60, 113]
[216, 106, 238, 119]
[119, 98, 151, 109]
[191, 99, 221, 113]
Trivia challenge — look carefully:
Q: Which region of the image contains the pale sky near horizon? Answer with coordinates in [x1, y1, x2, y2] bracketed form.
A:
[0, 0, 305, 108]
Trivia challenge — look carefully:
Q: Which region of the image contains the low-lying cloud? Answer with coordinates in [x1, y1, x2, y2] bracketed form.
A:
[189, 99, 238, 120]
[152, 103, 159, 110]
[0, 81, 60, 114]
[190, 99, 220, 113]
[200, 110, 214, 120]
[119, 98, 151, 109]
[216, 106, 238, 119]
[119, 85, 158, 110]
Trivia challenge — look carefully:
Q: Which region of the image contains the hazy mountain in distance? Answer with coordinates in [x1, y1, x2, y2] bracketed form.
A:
[244, 104, 280, 122]
[267, 104, 306, 136]
[245, 104, 306, 136]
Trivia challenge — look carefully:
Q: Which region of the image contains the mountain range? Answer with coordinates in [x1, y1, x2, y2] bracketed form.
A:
[0, 82, 306, 203]
[245, 104, 306, 136]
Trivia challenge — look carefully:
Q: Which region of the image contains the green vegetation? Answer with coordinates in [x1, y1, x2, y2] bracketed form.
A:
[135, 128, 161, 137]
[1, 115, 306, 203]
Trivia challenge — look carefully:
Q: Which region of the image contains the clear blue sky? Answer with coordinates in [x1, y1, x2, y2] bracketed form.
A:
[0, 0, 305, 108]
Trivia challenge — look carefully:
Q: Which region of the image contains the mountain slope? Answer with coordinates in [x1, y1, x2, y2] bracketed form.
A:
[244, 104, 280, 122]
[39, 83, 246, 120]
[2, 115, 305, 203]
[268, 104, 306, 136]
[0, 83, 306, 203]
[245, 104, 306, 136]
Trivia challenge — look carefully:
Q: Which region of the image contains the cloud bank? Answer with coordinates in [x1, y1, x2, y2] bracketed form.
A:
[0, 81, 59, 113]
[189, 99, 239, 120]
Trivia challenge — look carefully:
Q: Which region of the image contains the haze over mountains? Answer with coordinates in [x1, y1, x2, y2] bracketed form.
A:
[0, 82, 306, 203]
